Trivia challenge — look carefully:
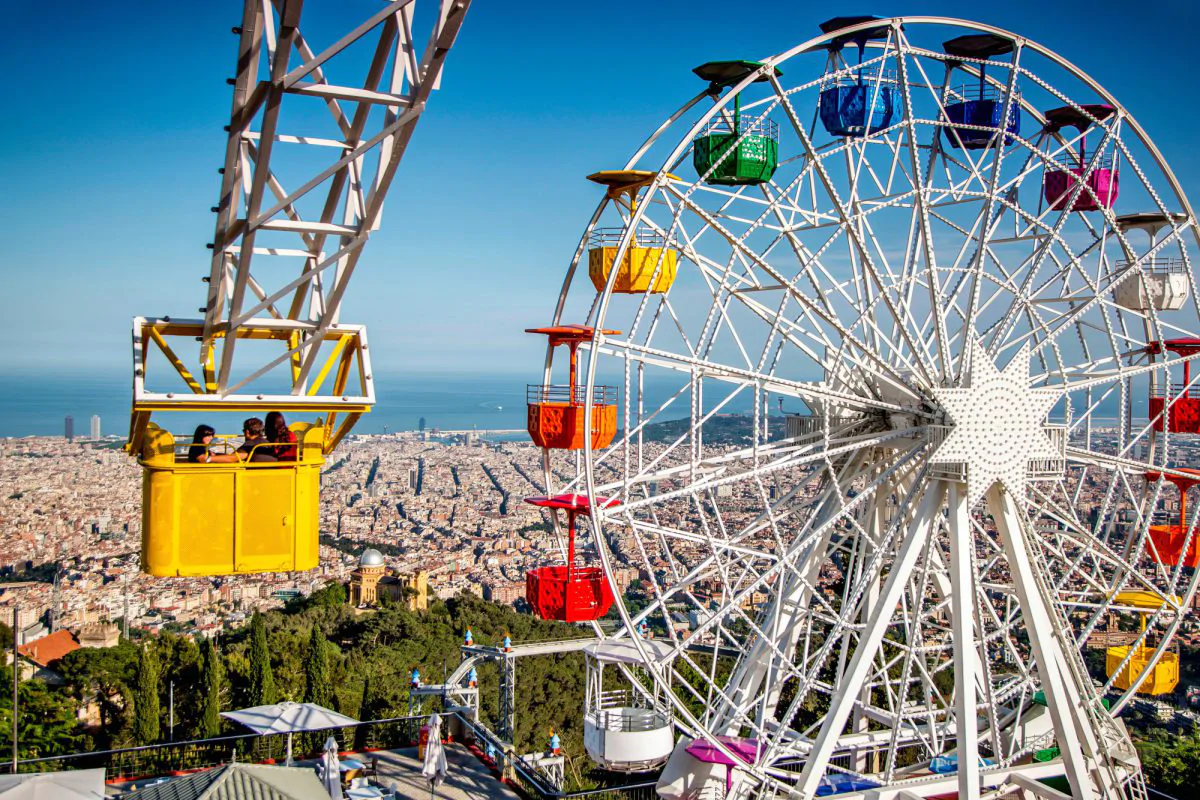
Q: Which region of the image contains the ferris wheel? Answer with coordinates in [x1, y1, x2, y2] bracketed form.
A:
[526, 15, 1200, 800]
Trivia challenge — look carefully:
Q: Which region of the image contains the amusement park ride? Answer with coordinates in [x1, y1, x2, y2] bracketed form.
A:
[127, 6, 1200, 800]
[127, 0, 471, 576]
[519, 12, 1200, 800]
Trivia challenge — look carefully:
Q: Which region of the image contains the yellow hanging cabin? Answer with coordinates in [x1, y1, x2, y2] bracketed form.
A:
[585, 171, 679, 294]
[129, 317, 374, 578]
[138, 421, 325, 577]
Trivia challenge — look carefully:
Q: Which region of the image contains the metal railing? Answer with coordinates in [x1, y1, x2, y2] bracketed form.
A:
[6, 710, 662, 800]
[925, 424, 967, 481]
[589, 228, 668, 250]
[5, 716, 419, 781]
[1118, 257, 1188, 275]
[528, 384, 618, 406]
[925, 423, 1066, 481]
[453, 713, 658, 800]
[694, 115, 779, 142]
[173, 439, 303, 464]
[823, 68, 898, 88]
[587, 708, 671, 734]
[1048, 152, 1117, 171]
[946, 83, 1019, 103]
[1029, 424, 1068, 480]
[1152, 383, 1200, 399]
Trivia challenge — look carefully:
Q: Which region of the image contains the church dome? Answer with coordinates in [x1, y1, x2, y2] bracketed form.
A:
[360, 548, 385, 567]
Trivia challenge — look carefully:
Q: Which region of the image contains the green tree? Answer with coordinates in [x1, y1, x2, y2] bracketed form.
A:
[58, 639, 138, 749]
[133, 642, 161, 744]
[0, 662, 83, 760]
[1136, 729, 1200, 793]
[201, 639, 223, 738]
[353, 674, 372, 751]
[303, 624, 331, 709]
[249, 613, 277, 706]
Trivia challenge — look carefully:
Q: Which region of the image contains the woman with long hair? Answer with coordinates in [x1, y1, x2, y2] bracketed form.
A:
[187, 424, 238, 463]
[265, 411, 298, 461]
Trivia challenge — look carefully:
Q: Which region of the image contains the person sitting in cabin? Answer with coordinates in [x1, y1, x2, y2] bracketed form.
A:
[187, 424, 239, 463]
[237, 417, 278, 463]
[265, 411, 298, 461]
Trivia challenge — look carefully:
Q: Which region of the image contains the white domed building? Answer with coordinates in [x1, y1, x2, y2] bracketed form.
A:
[348, 548, 428, 611]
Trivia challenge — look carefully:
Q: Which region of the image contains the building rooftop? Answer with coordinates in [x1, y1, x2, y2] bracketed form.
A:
[17, 629, 80, 668]
[126, 763, 328, 800]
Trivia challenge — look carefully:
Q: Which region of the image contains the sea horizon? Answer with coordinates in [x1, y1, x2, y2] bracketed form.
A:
[0, 365, 1144, 440]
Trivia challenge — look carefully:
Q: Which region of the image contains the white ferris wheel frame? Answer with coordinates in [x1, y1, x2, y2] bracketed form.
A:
[536, 15, 1200, 800]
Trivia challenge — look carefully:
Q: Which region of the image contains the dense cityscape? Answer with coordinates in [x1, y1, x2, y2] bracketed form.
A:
[0, 424, 647, 640]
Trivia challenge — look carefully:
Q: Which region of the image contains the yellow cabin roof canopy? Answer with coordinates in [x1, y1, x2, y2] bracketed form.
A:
[129, 317, 375, 458]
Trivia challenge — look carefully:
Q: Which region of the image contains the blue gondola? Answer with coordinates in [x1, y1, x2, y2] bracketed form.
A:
[941, 34, 1020, 149]
[815, 773, 881, 796]
[817, 16, 898, 138]
[929, 753, 997, 774]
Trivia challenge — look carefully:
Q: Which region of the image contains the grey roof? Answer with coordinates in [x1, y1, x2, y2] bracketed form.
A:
[360, 548, 384, 567]
[0, 769, 106, 799]
[128, 763, 328, 800]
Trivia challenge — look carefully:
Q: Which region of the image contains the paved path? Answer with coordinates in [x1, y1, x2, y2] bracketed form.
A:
[372, 745, 519, 800]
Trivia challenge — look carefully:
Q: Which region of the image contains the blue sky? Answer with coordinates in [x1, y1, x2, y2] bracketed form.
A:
[1, 0, 1196, 376]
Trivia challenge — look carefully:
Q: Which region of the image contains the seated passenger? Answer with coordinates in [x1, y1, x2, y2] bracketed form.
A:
[265, 411, 298, 461]
[237, 417, 278, 463]
[187, 424, 239, 463]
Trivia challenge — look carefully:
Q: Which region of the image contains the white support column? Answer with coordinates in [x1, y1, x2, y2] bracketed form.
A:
[794, 482, 946, 799]
[948, 481, 980, 800]
[989, 485, 1098, 800]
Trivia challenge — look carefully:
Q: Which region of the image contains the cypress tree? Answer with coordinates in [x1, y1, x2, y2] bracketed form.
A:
[353, 675, 371, 751]
[303, 624, 331, 709]
[249, 613, 277, 706]
[201, 638, 223, 737]
[133, 641, 160, 744]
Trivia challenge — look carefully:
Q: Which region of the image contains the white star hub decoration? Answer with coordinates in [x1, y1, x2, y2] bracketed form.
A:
[931, 338, 1060, 505]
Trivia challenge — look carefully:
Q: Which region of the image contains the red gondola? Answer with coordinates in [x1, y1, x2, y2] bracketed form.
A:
[524, 494, 619, 622]
[1147, 339, 1200, 434]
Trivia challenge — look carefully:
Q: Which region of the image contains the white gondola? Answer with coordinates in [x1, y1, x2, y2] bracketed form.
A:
[583, 639, 675, 772]
[1113, 213, 1191, 311]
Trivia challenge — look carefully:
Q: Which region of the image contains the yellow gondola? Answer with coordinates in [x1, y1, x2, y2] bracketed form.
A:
[586, 171, 679, 294]
[138, 422, 325, 577]
[1104, 590, 1181, 695]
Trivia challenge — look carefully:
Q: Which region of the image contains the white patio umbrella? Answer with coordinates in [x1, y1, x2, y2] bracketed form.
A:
[420, 713, 448, 799]
[320, 736, 344, 800]
[222, 701, 359, 767]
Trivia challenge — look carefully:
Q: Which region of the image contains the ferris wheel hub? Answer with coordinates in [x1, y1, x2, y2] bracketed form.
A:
[930, 338, 1062, 504]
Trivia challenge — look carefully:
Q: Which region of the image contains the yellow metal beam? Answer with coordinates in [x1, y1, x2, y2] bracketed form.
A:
[202, 342, 218, 393]
[324, 411, 363, 454]
[289, 331, 302, 385]
[308, 334, 352, 397]
[128, 410, 152, 457]
[146, 327, 204, 394]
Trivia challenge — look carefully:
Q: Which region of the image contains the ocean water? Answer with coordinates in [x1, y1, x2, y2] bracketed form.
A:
[0, 369, 754, 439]
[0, 371, 532, 438]
[0, 367, 1136, 440]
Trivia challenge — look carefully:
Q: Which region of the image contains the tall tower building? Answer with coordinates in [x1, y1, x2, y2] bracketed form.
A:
[419, 416, 426, 432]
[90, 415, 101, 440]
[64, 416, 74, 442]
